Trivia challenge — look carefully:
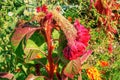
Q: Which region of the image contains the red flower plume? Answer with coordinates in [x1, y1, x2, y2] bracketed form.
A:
[63, 20, 91, 60]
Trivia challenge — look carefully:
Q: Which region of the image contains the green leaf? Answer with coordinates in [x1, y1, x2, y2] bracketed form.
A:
[30, 32, 45, 47]
[15, 41, 24, 59]
[22, 65, 28, 75]
[15, 5, 26, 16]
[52, 29, 60, 39]
[57, 31, 68, 64]
[25, 39, 40, 52]
[24, 39, 45, 62]
[34, 76, 45, 80]
[15, 72, 26, 80]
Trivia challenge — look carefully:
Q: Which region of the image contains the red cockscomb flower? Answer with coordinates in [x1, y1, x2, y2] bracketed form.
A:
[63, 41, 86, 60]
[74, 20, 90, 46]
[63, 20, 91, 60]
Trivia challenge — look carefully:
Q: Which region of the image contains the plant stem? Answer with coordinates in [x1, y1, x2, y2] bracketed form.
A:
[45, 21, 54, 79]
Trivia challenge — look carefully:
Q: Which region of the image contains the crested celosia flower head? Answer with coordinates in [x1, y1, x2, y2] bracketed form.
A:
[63, 41, 86, 60]
[74, 20, 90, 46]
[63, 20, 91, 60]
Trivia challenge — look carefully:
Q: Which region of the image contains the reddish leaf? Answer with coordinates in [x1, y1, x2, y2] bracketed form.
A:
[63, 57, 81, 79]
[26, 30, 36, 40]
[0, 72, 14, 79]
[80, 50, 92, 64]
[61, 74, 68, 80]
[63, 50, 92, 78]
[25, 74, 37, 80]
[11, 27, 39, 49]
[25, 74, 45, 80]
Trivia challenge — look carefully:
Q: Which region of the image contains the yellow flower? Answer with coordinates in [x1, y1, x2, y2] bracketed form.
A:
[86, 67, 102, 80]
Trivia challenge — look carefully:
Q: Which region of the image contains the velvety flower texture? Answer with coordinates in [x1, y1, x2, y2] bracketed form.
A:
[86, 67, 102, 80]
[63, 20, 91, 60]
[36, 5, 48, 13]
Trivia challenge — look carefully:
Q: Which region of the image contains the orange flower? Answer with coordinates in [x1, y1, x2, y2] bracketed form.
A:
[67, 16, 72, 22]
[46, 63, 57, 73]
[99, 61, 109, 67]
[35, 54, 41, 59]
[86, 67, 102, 80]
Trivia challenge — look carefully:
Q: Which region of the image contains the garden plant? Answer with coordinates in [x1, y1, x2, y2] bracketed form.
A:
[0, 0, 120, 80]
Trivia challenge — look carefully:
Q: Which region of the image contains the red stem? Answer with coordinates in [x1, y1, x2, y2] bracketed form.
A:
[45, 21, 54, 79]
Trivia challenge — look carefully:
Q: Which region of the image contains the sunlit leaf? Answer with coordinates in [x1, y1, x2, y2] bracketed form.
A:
[22, 65, 28, 75]
[34, 76, 45, 80]
[52, 29, 60, 39]
[63, 50, 92, 78]
[80, 50, 92, 64]
[25, 74, 37, 80]
[25, 74, 45, 80]
[11, 27, 38, 50]
[0, 72, 14, 79]
[24, 39, 45, 61]
[15, 5, 26, 16]
[63, 57, 81, 79]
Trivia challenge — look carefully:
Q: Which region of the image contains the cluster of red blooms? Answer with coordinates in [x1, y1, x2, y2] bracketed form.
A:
[63, 20, 91, 60]
[36, 5, 53, 20]
[94, 0, 120, 34]
[90, 0, 120, 53]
